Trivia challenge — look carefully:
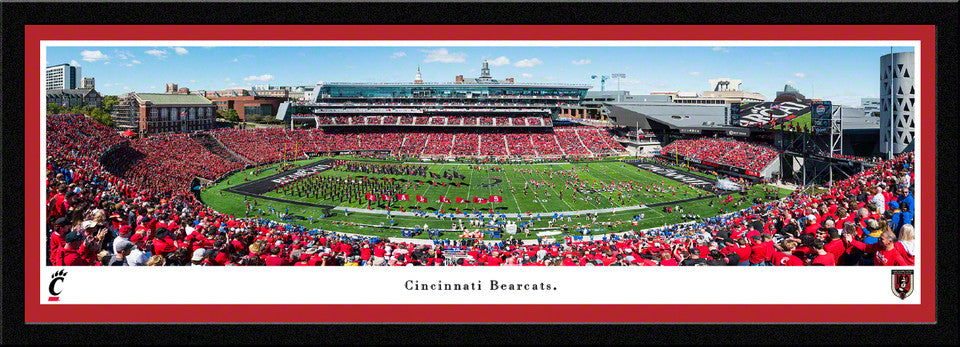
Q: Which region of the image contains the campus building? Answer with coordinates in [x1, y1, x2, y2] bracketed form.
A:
[46, 63, 82, 90]
[46, 88, 103, 108]
[112, 92, 217, 136]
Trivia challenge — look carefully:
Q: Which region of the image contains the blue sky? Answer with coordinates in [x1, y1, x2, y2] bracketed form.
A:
[46, 45, 913, 106]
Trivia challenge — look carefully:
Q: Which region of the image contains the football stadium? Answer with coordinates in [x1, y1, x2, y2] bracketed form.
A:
[46, 54, 916, 267]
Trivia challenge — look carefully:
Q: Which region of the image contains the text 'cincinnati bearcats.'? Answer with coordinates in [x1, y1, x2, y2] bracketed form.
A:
[404, 280, 556, 291]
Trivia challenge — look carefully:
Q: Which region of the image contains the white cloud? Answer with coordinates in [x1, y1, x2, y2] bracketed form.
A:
[227, 82, 237, 86]
[145, 49, 167, 58]
[122, 86, 129, 90]
[688, 71, 701, 76]
[202, 46, 215, 49]
[70, 60, 81, 67]
[131, 60, 141, 64]
[521, 73, 534, 78]
[188, 79, 198, 83]
[421, 48, 467, 63]
[514, 58, 543, 68]
[571, 59, 591, 65]
[149, 86, 156, 89]
[80, 50, 108, 62]
[243, 74, 275, 82]
[125, 64, 133, 67]
[785, 80, 796, 84]
[712, 47, 730, 53]
[794, 72, 806, 78]
[488, 56, 510, 66]
[390, 52, 407, 59]
[543, 76, 556, 81]
[223, 78, 231, 81]
[103, 62, 110, 65]
[232, 58, 239, 62]
[174, 47, 189, 55]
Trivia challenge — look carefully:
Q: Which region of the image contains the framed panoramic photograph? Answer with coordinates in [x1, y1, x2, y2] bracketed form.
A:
[4, 1, 954, 342]
[24, 23, 936, 321]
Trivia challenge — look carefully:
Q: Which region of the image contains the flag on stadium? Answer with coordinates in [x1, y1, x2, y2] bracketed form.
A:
[489, 195, 503, 203]
[365, 192, 377, 202]
[456, 197, 467, 203]
[416, 195, 428, 203]
[397, 193, 410, 201]
[439, 196, 452, 203]
[381, 194, 392, 201]
[473, 197, 487, 204]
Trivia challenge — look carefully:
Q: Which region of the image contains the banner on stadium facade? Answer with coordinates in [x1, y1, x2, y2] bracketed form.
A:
[745, 170, 760, 177]
[679, 128, 702, 135]
[736, 101, 811, 127]
[687, 158, 702, 164]
[727, 129, 750, 137]
[701, 161, 718, 168]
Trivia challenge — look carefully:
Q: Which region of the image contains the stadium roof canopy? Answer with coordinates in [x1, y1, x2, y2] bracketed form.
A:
[134, 93, 213, 105]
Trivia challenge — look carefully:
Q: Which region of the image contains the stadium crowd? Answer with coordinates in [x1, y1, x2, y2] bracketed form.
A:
[661, 137, 780, 172]
[46, 113, 915, 266]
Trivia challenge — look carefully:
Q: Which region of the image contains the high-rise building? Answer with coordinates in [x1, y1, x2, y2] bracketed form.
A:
[46, 64, 81, 90]
[880, 51, 915, 157]
[81, 77, 95, 89]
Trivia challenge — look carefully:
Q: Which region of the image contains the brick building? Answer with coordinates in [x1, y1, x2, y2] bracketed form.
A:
[118, 93, 217, 136]
[46, 88, 103, 108]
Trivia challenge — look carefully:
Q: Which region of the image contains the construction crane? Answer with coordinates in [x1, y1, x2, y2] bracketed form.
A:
[591, 75, 609, 92]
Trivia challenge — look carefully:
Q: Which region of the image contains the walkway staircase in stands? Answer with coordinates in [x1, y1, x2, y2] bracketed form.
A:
[192, 133, 253, 165]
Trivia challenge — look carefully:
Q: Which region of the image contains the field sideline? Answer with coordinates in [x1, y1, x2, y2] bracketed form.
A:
[199, 156, 792, 240]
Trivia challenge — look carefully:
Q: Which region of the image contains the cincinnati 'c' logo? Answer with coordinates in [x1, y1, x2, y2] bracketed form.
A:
[48, 269, 67, 301]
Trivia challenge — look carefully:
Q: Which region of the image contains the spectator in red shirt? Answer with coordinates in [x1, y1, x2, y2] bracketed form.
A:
[846, 231, 909, 266]
[748, 235, 767, 266]
[771, 239, 804, 266]
[810, 240, 836, 266]
[823, 227, 847, 265]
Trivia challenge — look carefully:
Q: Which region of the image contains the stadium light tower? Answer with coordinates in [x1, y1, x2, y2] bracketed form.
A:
[611, 73, 626, 101]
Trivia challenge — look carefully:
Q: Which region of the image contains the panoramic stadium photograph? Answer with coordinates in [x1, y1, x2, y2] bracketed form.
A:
[44, 44, 918, 268]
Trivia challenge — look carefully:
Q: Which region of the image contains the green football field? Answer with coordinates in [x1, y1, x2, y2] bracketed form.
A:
[199, 157, 792, 240]
[774, 111, 811, 130]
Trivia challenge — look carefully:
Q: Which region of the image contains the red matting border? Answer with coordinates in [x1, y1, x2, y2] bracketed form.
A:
[24, 25, 936, 323]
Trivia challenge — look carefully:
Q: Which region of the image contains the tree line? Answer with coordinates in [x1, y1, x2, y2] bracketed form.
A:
[47, 95, 119, 127]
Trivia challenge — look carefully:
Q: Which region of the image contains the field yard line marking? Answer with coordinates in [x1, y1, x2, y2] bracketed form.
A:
[514, 167, 549, 212]
[604, 163, 684, 206]
[571, 164, 610, 211]
[531, 165, 576, 211]
[587, 163, 644, 207]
